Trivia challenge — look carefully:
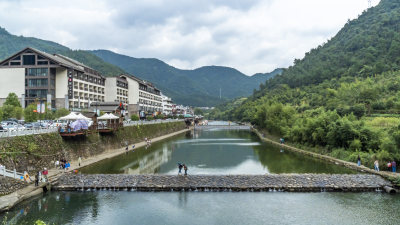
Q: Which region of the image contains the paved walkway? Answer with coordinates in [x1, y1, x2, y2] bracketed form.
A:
[54, 174, 392, 192]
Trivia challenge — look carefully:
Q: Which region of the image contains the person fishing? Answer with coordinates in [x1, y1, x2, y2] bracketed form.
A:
[178, 163, 183, 175]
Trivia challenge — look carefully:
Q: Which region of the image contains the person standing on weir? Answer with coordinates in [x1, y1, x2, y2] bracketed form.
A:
[357, 155, 361, 166]
[392, 160, 397, 173]
[78, 156, 82, 167]
[178, 163, 183, 175]
[183, 164, 188, 176]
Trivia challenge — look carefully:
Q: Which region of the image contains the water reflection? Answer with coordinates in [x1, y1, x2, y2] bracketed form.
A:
[81, 130, 355, 175]
[2, 191, 400, 225]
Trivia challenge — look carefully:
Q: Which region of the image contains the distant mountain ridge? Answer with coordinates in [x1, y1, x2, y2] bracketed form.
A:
[91, 49, 282, 106]
[0, 26, 282, 106]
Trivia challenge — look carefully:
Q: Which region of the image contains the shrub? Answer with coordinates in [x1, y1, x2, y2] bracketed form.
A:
[130, 114, 139, 121]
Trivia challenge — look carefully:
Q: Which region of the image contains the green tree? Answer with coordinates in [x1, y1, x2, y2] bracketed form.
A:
[2, 105, 15, 120]
[14, 107, 23, 120]
[4, 93, 21, 107]
[24, 104, 38, 122]
[194, 108, 204, 116]
[54, 108, 70, 119]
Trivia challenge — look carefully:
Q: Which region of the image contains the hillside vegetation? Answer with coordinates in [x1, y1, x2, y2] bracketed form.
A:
[210, 0, 400, 166]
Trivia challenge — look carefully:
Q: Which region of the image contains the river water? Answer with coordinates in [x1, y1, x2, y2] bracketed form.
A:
[2, 127, 400, 225]
[80, 129, 355, 174]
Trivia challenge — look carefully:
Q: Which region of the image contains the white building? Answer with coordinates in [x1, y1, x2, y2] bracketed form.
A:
[0, 47, 106, 110]
[161, 94, 173, 115]
[119, 74, 162, 117]
[105, 76, 128, 103]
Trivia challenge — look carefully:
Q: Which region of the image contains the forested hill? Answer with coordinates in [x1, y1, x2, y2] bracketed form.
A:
[91, 49, 282, 106]
[209, 0, 400, 168]
[266, 0, 400, 90]
[0, 27, 126, 76]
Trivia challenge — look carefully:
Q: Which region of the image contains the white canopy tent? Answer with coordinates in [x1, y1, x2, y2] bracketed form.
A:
[97, 113, 119, 120]
[59, 112, 80, 120]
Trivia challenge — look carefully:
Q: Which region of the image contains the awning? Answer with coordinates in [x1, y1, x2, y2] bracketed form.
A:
[59, 112, 79, 120]
[97, 113, 119, 120]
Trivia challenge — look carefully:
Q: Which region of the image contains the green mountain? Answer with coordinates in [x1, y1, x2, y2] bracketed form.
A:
[91, 49, 282, 106]
[0, 27, 126, 76]
[209, 0, 400, 165]
[267, 0, 400, 89]
[0, 26, 281, 106]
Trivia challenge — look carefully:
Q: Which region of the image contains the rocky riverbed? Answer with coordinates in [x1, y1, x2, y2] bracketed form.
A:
[0, 177, 27, 196]
[54, 174, 393, 192]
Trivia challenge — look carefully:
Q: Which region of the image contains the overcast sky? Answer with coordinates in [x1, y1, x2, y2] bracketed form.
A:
[0, 0, 379, 75]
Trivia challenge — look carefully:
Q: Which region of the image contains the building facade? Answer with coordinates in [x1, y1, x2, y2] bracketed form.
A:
[105, 76, 128, 103]
[0, 47, 106, 110]
[120, 74, 162, 117]
[161, 94, 173, 115]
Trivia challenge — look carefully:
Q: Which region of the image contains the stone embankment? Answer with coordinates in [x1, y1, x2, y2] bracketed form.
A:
[54, 174, 392, 192]
[0, 177, 27, 196]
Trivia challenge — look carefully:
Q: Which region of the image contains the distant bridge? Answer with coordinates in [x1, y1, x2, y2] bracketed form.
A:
[54, 174, 394, 193]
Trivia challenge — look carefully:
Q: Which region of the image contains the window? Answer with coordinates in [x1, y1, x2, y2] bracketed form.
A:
[27, 68, 48, 77]
[10, 62, 21, 65]
[1, 63, 8, 66]
[37, 61, 48, 65]
[27, 79, 48, 87]
[37, 55, 45, 60]
[23, 55, 36, 65]
[13, 56, 21, 60]
[27, 89, 47, 98]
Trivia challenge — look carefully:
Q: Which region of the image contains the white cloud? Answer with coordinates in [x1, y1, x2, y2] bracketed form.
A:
[0, 0, 380, 75]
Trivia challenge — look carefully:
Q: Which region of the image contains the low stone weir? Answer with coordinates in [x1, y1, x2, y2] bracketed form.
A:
[53, 174, 392, 192]
[195, 125, 250, 130]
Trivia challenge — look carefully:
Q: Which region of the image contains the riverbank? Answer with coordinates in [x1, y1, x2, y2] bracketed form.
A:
[252, 128, 400, 185]
[0, 123, 190, 212]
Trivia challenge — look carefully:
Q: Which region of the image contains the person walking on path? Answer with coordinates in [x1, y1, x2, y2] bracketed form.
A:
[374, 160, 379, 171]
[78, 157, 82, 167]
[357, 155, 361, 166]
[178, 163, 183, 175]
[42, 168, 48, 182]
[392, 160, 397, 173]
[387, 161, 392, 172]
[183, 164, 188, 176]
[55, 160, 59, 169]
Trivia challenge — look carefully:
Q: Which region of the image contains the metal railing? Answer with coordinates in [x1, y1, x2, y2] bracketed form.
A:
[0, 166, 24, 180]
[0, 127, 59, 138]
[0, 120, 184, 138]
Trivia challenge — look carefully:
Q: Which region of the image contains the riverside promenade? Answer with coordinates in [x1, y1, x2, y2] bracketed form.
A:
[54, 174, 392, 192]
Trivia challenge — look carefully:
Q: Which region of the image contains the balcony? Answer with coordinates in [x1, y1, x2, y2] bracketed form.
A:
[84, 88, 88, 91]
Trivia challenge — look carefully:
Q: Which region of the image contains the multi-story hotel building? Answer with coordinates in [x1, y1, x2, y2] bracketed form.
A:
[105, 76, 128, 103]
[161, 94, 173, 115]
[119, 74, 162, 117]
[0, 48, 165, 117]
[0, 47, 106, 110]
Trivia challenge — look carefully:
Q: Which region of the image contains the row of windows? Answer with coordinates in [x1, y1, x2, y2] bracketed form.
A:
[26, 68, 48, 77]
[139, 91, 162, 102]
[117, 80, 128, 89]
[25, 79, 48, 87]
[139, 98, 162, 107]
[139, 84, 161, 95]
[73, 72, 105, 86]
[25, 89, 55, 98]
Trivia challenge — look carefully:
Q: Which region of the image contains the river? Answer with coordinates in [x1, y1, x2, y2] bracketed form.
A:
[1, 127, 399, 225]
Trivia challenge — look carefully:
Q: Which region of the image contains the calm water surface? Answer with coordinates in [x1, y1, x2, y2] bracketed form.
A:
[81, 129, 355, 174]
[1, 191, 399, 225]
